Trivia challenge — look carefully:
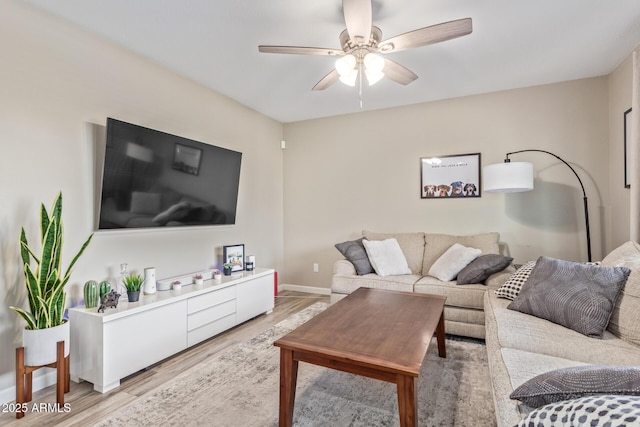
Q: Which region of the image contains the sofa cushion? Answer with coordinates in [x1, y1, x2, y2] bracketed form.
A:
[485, 292, 640, 366]
[331, 273, 420, 295]
[362, 231, 425, 275]
[494, 261, 536, 300]
[362, 238, 412, 277]
[422, 232, 500, 275]
[334, 238, 374, 275]
[457, 254, 513, 285]
[507, 256, 630, 338]
[415, 277, 486, 309]
[427, 243, 481, 281]
[601, 241, 640, 346]
[517, 395, 640, 427]
[510, 365, 640, 408]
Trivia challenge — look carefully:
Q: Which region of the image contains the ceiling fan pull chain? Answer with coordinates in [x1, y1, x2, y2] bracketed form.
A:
[359, 62, 363, 109]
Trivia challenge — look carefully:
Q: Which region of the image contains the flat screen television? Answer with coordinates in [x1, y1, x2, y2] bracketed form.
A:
[98, 118, 242, 230]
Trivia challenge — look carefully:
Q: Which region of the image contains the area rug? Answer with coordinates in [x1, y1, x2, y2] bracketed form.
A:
[94, 302, 495, 426]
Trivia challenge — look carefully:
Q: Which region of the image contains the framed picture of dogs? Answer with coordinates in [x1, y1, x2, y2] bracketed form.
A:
[420, 153, 481, 199]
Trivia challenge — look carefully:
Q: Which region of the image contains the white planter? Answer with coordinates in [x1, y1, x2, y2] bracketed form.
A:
[22, 321, 70, 366]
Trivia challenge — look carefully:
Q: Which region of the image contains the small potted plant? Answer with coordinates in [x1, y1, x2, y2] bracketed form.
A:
[171, 280, 182, 291]
[212, 269, 222, 281]
[222, 263, 233, 276]
[194, 274, 204, 286]
[123, 273, 144, 302]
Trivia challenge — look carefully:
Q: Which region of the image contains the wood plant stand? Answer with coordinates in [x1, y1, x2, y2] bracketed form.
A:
[15, 340, 70, 419]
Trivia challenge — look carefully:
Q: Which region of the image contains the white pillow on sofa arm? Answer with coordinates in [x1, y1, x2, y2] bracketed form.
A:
[428, 243, 482, 281]
[362, 238, 412, 277]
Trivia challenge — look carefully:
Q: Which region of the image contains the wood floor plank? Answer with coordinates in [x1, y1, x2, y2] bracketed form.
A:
[0, 291, 328, 427]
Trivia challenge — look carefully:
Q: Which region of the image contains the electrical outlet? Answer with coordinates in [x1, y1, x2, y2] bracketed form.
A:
[313, 263, 319, 273]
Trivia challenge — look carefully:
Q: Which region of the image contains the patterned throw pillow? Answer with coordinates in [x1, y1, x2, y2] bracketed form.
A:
[494, 260, 536, 300]
[334, 238, 374, 275]
[510, 365, 640, 408]
[508, 256, 630, 338]
[518, 394, 640, 427]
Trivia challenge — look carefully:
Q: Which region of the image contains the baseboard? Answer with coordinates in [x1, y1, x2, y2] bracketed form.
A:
[0, 370, 57, 405]
[279, 284, 331, 296]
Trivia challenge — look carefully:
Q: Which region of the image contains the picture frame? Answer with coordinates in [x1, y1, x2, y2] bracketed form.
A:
[172, 143, 202, 176]
[624, 108, 632, 188]
[420, 153, 481, 199]
[223, 244, 245, 272]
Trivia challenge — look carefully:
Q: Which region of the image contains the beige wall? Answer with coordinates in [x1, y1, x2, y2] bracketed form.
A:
[283, 78, 610, 289]
[608, 53, 633, 248]
[0, 1, 283, 401]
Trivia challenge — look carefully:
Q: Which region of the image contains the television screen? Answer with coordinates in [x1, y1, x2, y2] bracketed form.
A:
[98, 118, 242, 230]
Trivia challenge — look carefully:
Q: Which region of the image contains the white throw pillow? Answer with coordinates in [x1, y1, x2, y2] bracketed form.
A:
[428, 243, 482, 281]
[362, 238, 412, 277]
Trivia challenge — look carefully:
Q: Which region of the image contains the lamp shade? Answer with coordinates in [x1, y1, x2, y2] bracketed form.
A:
[483, 162, 534, 193]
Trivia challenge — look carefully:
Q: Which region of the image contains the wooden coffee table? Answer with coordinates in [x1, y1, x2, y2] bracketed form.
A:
[274, 287, 446, 427]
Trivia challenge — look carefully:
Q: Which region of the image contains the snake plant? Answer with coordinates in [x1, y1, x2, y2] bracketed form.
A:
[10, 192, 93, 330]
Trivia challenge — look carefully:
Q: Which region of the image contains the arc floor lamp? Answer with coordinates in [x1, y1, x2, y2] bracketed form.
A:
[483, 149, 592, 262]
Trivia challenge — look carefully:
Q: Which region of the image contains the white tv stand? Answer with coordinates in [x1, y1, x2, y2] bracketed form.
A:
[69, 268, 275, 393]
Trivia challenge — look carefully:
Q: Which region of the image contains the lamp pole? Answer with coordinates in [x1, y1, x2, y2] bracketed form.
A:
[504, 149, 592, 262]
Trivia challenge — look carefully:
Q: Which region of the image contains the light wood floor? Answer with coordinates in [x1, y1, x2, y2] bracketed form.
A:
[0, 291, 328, 427]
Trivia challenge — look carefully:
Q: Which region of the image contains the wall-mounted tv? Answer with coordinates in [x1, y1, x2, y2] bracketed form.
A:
[98, 118, 242, 230]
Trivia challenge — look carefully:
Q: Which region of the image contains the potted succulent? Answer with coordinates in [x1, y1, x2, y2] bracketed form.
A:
[171, 280, 182, 291]
[222, 263, 233, 276]
[212, 269, 222, 281]
[122, 273, 144, 302]
[9, 192, 93, 366]
[194, 274, 204, 286]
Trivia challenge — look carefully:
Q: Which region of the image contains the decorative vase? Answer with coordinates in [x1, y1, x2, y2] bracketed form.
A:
[99, 280, 111, 300]
[84, 280, 100, 309]
[127, 290, 140, 302]
[143, 267, 157, 295]
[223, 266, 232, 276]
[22, 321, 70, 366]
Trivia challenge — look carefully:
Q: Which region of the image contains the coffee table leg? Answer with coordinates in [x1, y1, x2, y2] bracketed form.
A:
[279, 348, 298, 427]
[397, 375, 417, 427]
[436, 310, 446, 358]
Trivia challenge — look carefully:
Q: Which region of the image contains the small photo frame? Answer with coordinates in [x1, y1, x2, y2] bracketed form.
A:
[223, 244, 245, 272]
[420, 153, 481, 199]
[172, 143, 202, 176]
[624, 108, 632, 188]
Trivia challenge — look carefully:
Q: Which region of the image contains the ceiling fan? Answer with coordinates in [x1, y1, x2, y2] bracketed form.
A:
[258, 0, 472, 91]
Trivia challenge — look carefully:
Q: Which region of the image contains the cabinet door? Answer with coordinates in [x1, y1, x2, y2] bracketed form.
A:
[236, 274, 274, 324]
[103, 300, 187, 387]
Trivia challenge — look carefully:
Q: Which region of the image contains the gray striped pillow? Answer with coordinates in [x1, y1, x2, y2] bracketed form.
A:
[507, 256, 630, 338]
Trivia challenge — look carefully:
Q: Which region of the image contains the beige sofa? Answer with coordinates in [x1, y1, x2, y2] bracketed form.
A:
[331, 230, 513, 339]
[485, 241, 640, 426]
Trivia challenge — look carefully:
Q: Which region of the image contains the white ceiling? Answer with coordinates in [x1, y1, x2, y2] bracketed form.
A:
[25, 0, 640, 123]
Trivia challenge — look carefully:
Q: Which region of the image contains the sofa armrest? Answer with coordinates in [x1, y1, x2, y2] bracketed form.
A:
[334, 259, 357, 276]
[485, 265, 516, 290]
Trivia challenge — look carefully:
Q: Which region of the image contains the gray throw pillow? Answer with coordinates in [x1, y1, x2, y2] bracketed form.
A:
[456, 254, 513, 285]
[334, 238, 374, 275]
[511, 365, 640, 408]
[517, 394, 640, 427]
[507, 256, 630, 338]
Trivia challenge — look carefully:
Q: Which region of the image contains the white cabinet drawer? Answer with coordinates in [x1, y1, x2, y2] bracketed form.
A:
[187, 313, 237, 347]
[187, 299, 236, 331]
[187, 285, 236, 314]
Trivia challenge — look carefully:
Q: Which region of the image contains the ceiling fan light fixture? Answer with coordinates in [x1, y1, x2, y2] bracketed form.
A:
[365, 68, 384, 85]
[335, 54, 356, 77]
[363, 53, 384, 73]
[339, 69, 358, 86]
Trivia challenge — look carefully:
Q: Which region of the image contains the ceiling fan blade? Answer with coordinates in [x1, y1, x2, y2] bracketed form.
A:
[343, 0, 372, 44]
[312, 69, 340, 91]
[378, 18, 472, 53]
[258, 45, 343, 56]
[382, 59, 418, 85]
